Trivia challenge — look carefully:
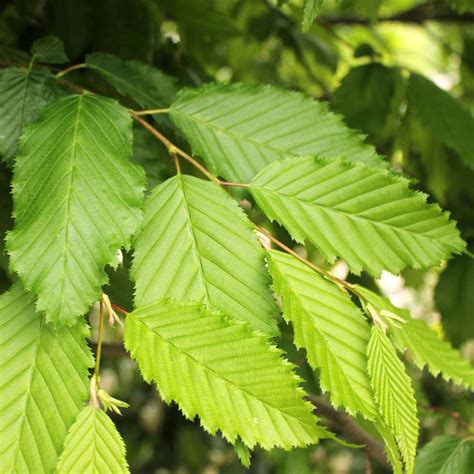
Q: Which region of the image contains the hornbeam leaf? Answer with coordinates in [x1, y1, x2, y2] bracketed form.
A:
[124, 299, 330, 450]
[169, 83, 383, 183]
[355, 285, 474, 391]
[86, 52, 177, 109]
[0, 284, 93, 473]
[302, 0, 324, 32]
[31, 35, 68, 64]
[7, 94, 145, 325]
[0, 67, 60, 164]
[132, 175, 278, 335]
[56, 406, 129, 474]
[367, 325, 419, 473]
[267, 250, 377, 419]
[414, 435, 474, 474]
[373, 418, 403, 474]
[250, 156, 465, 276]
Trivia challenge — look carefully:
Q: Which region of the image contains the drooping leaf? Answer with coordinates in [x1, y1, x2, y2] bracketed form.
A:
[0, 67, 60, 164]
[408, 73, 474, 170]
[355, 285, 474, 391]
[7, 94, 145, 324]
[0, 284, 93, 473]
[86, 52, 177, 109]
[56, 406, 129, 474]
[267, 250, 377, 419]
[367, 325, 419, 473]
[435, 255, 474, 347]
[414, 435, 474, 474]
[302, 0, 324, 32]
[250, 156, 465, 276]
[332, 63, 401, 136]
[169, 83, 383, 183]
[124, 299, 330, 450]
[132, 175, 278, 335]
[373, 418, 403, 474]
[31, 35, 68, 64]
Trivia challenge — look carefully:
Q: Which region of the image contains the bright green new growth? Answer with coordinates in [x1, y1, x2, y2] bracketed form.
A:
[414, 436, 474, 474]
[0, 285, 93, 473]
[368, 325, 419, 473]
[7, 94, 145, 324]
[355, 285, 474, 390]
[267, 250, 377, 419]
[56, 406, 129, 474]
[0, 67, 59, 164]
[251, 156, 465, 276]
[302, 0, 324, 31]
[132, 174, 278, 335]
[169, 82, 382, 183]
[124, 299, 330, 450]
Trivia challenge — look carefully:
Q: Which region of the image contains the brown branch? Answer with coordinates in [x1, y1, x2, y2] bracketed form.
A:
[310, 395, 390, 470]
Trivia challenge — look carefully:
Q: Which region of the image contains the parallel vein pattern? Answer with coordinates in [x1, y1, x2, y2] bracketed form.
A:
[0, 285, 93, 473]
[355, 285, 474, 391]
[170, 83, 383, 182]
[0, 67, 59, 164]
[124, 299, 330, 450]
[132, 175, 277, 335]
[7, 94, 145, 324]
[251, 156, 465, 276]
[368, 325, 419, 474]
[267, 250, 377, 419]
[57, 406, 129, 474]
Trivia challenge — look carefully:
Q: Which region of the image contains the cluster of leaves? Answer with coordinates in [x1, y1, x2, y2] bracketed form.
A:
[0, 1, 473, 473]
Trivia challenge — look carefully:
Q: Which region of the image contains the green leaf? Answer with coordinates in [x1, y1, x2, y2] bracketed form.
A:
[86, 52, 177, 109]
[355, 285, 474, 391]
[367, 325, 419, 473]
[332, 63, 400, 136]
[124, 298, 330, 450]
[169, 83, 383, 183]
[444, 0, 474, 14]
[56, 406, 129, 473]
[302, 0, 324, 32]
[267, 250, 377, 419]
[435, 255, 474, 347]
[31, 35, 68, 64]
[408, 73, 474, 170]
[132, 175, 278, 335]
[0, 67, 60, 164]
[0, 284, 93, 473]
[7, 94, 145, 325]
[250, 156, 465, 276]
[414, 435, 474, 474]
[373, 418, 403, 474]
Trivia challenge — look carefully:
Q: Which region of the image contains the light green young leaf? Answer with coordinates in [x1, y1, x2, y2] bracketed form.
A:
[367, 325, 419, 473]
[132, 175, 278, 335]
[0, 284, 93, 473]
[124, 299, 330, 450]
[435, 255, 474, 347]
[56, 406, 129, 474]
[250, 156, 465, 276]
[267, 250, 377, 419]
[0, 67, 60, 164]
[302, 0, 324, 32]
[373, 418, 403, 474]
[408, 73, 474, 169]
[7, 94, 145, 325]
[414, 435, 474, 474]
[355, 285, 474, 391]
[86, 52, 177, 109]
[31, 35, 68, 64]
[169, 83, 383, 183]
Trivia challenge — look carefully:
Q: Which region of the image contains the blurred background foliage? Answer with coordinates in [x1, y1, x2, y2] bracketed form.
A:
[0, 0, 473, 472]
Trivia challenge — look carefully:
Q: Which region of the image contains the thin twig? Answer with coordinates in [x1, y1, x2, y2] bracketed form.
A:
[132, 108, 171, 116]
[56, 63, 86, 78]
[111, 303, 129, 316]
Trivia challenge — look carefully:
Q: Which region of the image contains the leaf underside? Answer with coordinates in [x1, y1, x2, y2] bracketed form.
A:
[251, 156, 465, 276]
[170, 83, 383, 183]
[124, 299, 329, 450]
[267, 250, 377, 419]
[0, 284, 93, 473]
[7, 94, 145, 324]
[132, 174, 278, 335]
